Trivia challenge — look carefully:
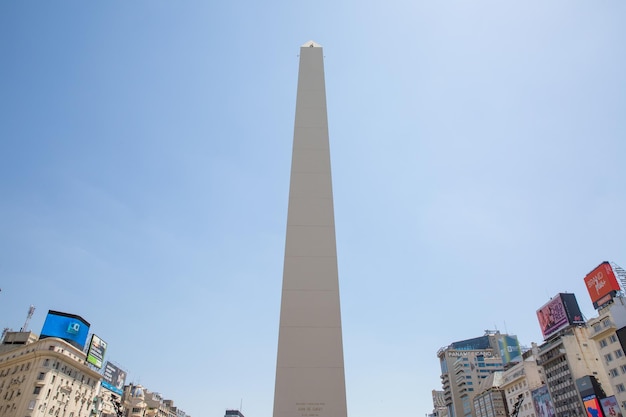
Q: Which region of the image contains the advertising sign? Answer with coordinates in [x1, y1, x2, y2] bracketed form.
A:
[585, 262, 621, 309]
[40, 310, 90, 350]
[537, 293, 584, 339]
[86, 334, 107, 369]
[101, 362, 127, 396]
[600, 396, 622, 417]
[498, 335, 521, 364]
[584, 396, 604, 417]
[531, 386, 555, 417]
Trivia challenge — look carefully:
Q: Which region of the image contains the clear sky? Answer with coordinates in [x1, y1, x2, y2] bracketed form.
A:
[1, 1, 625, 417]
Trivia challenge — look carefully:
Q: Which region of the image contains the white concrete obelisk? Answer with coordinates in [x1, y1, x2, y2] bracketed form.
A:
[273, 41, 347, 417]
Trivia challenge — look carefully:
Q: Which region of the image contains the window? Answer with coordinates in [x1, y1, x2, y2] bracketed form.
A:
[595, 324, 603, 332]
[600, 339, 608, 348]
[33, 387, 41, 395]
[604, 319, 612, 327]
[610, 335, 619, 343]
[610, 368, 619, 377]
[617, 384, 626, 393]
[605, 353, 614, 362]
[37, 373, 45, 381]
[621, 365, 626, 374]
[616, 349, 624, 358]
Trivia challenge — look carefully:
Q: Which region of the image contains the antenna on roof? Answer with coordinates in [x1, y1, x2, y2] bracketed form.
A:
[20, 305, 35, 332]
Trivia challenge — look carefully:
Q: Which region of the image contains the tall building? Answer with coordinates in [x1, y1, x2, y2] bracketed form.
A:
[437, 332, 520, 417]
[537, 325, 612, 417]
[535, 293, 613, 417]
[587, 297, 626, 410]
[273, 41, 347, 417]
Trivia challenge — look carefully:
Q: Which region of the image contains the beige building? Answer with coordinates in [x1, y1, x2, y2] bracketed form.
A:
[473, 371, 508, 417]
[0, 332, 102, 417]
[587, 297, 626, 410]
[501, 345, 545, 417]
[431, 390, 449, 417]
[538, 325, 612, 417]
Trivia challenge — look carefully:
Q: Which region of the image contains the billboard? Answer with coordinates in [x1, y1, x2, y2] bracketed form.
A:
[40, 310, 90, 350]
[101, 362, 127, 396]
[600, 396, 622, 417]
[531, 386, 555, 417]
[86, 334, 107, 369]
[537, 293, 585, 339]
[583, 396, 604, 417]
[585, 262, 621, 309]
[498, 335, 521, 364]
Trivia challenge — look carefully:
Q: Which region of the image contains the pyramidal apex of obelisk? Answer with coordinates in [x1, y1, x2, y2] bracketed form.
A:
[272, 42, 347, 417]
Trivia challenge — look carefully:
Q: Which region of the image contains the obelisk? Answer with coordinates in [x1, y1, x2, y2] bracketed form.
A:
[273, 41, 347, 417]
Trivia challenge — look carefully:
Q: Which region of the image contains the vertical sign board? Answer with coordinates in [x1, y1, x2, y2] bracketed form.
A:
[40, 310, 90, 350]
[86, 334, 107, 369]
[531, 386, 556, 417]
[600, 396, 622, 417]
[584, 262, 621, 309]
[536, 293, 584, 339]
[498, 335, 521, 364]
[101, 362, 127, 396]
[583, 396, 604, 417]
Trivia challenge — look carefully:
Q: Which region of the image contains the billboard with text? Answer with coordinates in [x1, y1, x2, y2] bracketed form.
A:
[585, 262, 621, 309]
[101, 362, 126, 395]
[537, 293, 584, 339]
[86, 334, 107, 369]
[600, 396, 622, 417]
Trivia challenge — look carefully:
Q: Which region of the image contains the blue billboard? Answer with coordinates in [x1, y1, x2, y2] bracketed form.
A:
[40, 310, 90, 350]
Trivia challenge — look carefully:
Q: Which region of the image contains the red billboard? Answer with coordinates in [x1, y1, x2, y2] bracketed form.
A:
[584, 262, 620, 309]
[584, 397, 604, 417]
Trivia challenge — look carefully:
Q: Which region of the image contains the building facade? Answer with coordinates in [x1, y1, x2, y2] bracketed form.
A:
[538, 325, 612, 417]
[501, 344, 545, 417]
[587, 297, 626, 410]
[438, 332, 520, 417]
[0, 332, 102, 417]
[473, 371, 508, 417]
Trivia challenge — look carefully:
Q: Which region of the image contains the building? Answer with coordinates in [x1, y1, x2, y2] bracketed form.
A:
[438, 331, 521, 417]
[501, 344, 545, 417]
[273, 41, 347, 417]
[587, 297, 626, 410]
[473, 371, 508, 417]
[121, 384, 188, 417]
[0, 331, 102, 417]
[225, 410, 245, 417]
[538, 325, 612, 417]
[431, 390, 449, 417]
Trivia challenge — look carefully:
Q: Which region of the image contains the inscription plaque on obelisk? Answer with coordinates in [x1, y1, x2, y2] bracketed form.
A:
[272, 41, 347, 417]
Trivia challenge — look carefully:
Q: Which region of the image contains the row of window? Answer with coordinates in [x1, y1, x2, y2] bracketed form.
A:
[599, 334, 619, 348]
[604, 349, 624, 363]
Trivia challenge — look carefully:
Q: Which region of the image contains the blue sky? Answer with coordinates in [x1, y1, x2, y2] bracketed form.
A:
[1, 1, 625, 417]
